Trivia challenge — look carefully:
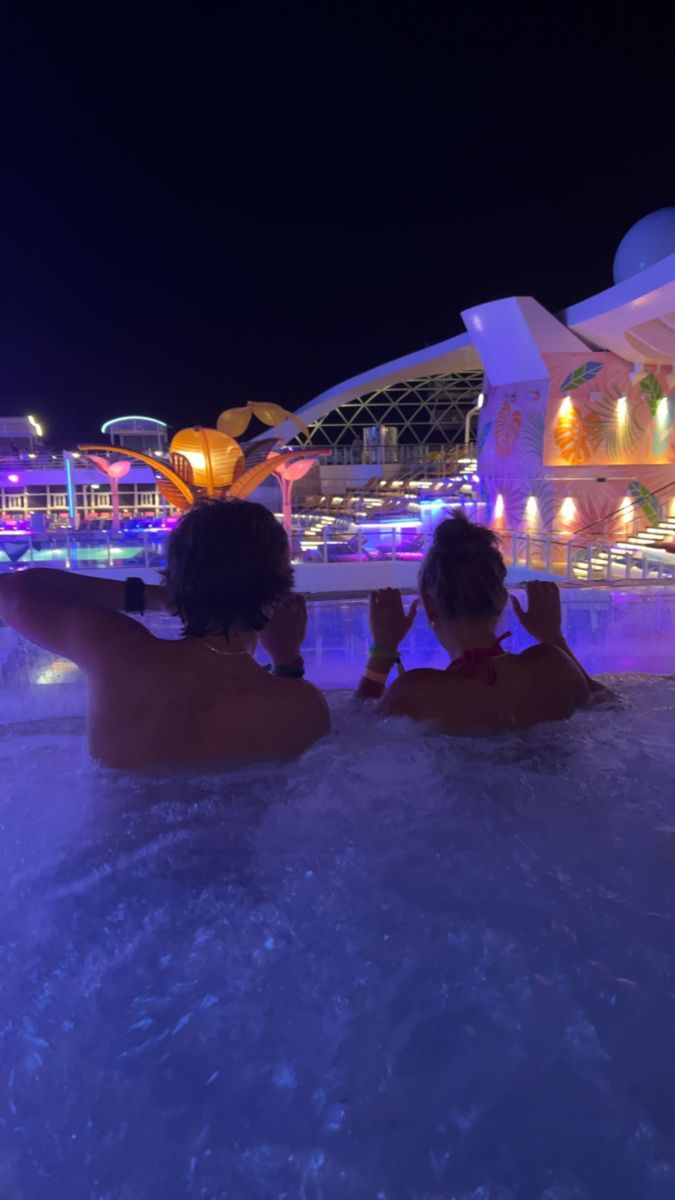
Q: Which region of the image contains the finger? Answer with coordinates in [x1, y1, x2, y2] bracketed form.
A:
[511, 593, 525, 618]
[405, 598, 419, 628]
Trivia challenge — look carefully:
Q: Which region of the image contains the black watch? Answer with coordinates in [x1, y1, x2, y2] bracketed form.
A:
[124, 576, 146, 615]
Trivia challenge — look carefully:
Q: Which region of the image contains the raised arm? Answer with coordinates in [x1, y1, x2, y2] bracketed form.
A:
[512, 580, 613, 701]
[0, 569, 155, 667]
[0, 568, 167, 615]
[356, 589, 418, 700]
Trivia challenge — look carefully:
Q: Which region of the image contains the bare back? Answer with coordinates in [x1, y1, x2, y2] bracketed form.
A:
[380, 643, 589, 734]
[86, 631, 329, 768]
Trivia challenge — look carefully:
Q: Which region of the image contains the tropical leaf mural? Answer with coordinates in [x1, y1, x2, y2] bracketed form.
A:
[559, 361, 603, 392]
[627, 480, 663, 526]
[640, 372, 663, 417]
[476, 420, 493, 455]
[530, 477, 556, 531]
[523, 411, 545, 458]
[585, 390, 643, 459]
[494, 402, 521, 458]
[493, 476, 529, 529]
[570, 491, 622, 539]
[554, 404, 595, 464]
[653, 412, 672, 457]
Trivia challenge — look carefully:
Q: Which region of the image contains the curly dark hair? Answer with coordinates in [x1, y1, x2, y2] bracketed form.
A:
[418, 510, 507, 622]
[165, 499, 294, 638]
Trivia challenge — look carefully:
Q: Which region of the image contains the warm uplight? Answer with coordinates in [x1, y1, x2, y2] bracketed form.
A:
[657, 396, 669, 424]
[525, 495, 537, 517]
[494, 493, 504, 519]
[560, 496, 576, 520]
[616, 396, 627, 421]
[620, 495, 633, 525]
[559, 396, 572, 417]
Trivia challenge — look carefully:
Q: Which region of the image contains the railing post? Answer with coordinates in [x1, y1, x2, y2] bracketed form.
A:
[323, 527, 328, 564]
[545, 536, 551, 575]
[565, 540, 572, 581]
[28, 534, 34, 564]
[392, 527, 397, 561]
[525, 534, 531, 570]
[107, 533, 112, 568]
[143, 531, 150, 569]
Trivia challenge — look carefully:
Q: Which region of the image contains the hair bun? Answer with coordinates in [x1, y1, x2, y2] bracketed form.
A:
[432, 512, 495, 557]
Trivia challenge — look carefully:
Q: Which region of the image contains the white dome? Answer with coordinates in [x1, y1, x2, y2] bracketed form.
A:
[613, 208, 675, 284]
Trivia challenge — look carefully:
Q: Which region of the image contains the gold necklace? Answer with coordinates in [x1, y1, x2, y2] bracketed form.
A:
[197, 639, 251, 658]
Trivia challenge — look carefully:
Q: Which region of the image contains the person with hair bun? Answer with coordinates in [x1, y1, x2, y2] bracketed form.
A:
[357, 510, 607, 733]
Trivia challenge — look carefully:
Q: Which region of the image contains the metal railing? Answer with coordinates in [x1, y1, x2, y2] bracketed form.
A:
[572, 476, 675, 542]
[310, 442, 477, 473]
[2, 525, 674, 582]
[505, 531, 675, 583]
[0, 452, 168, 472]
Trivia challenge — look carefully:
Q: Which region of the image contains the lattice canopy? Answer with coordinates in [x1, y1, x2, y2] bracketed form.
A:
[302, 371, 484, 447]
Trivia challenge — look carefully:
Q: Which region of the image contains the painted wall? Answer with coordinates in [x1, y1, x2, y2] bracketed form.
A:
[477, 351, 675, 537]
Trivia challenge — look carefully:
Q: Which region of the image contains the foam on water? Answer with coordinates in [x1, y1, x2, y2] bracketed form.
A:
[2, 597, 675, 1198]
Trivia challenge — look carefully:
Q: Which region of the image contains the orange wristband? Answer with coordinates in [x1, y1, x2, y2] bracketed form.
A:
[362, 667, 389, 684]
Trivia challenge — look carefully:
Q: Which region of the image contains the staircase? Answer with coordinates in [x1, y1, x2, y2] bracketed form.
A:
[614, 514, 675, 553]
[570, 513, 675, 581]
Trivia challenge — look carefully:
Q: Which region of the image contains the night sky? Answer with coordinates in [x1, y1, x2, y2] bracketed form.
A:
[2, 5, 673, 446]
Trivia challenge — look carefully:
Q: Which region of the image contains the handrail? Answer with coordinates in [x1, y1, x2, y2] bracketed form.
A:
[572, 475, 675, 539]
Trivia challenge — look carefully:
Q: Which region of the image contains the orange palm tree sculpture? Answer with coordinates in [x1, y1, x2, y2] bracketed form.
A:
[80, 404, 327, 521]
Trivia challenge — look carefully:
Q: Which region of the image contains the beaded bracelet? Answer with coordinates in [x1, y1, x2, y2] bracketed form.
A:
[368, 643, 405, 677]
[369, 643, 398, 659]
[264, 663, 305, 678]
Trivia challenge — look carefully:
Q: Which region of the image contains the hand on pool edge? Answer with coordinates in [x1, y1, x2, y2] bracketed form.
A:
[511, 581, 562, 644]
[369, 589, 419, 653]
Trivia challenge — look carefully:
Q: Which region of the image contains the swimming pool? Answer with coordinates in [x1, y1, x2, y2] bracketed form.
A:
[2, 592, 675, 1198]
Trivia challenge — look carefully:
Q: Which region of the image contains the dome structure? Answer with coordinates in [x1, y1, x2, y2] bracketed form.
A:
[613, 208, 675, 284]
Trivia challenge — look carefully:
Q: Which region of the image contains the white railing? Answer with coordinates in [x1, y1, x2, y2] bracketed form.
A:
[2, 526, 675, 582]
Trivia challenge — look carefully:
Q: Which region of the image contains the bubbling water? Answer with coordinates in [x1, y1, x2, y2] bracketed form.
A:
[2, 599, 675, 1198]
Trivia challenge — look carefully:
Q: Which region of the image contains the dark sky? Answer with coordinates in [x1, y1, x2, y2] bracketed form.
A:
[2, 4, 674, 445]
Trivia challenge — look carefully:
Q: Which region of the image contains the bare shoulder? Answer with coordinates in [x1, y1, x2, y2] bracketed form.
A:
[270, 676, 331, 735]
[519, 642, 577, 674]
[519, 642, 589, 705]
[380, 667, 448, 717]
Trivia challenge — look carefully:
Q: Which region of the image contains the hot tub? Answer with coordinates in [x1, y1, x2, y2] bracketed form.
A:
[2, 591, 675, 1197]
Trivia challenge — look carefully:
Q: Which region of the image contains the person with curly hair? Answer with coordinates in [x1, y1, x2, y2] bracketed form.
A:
[0, 500, 328, 766]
